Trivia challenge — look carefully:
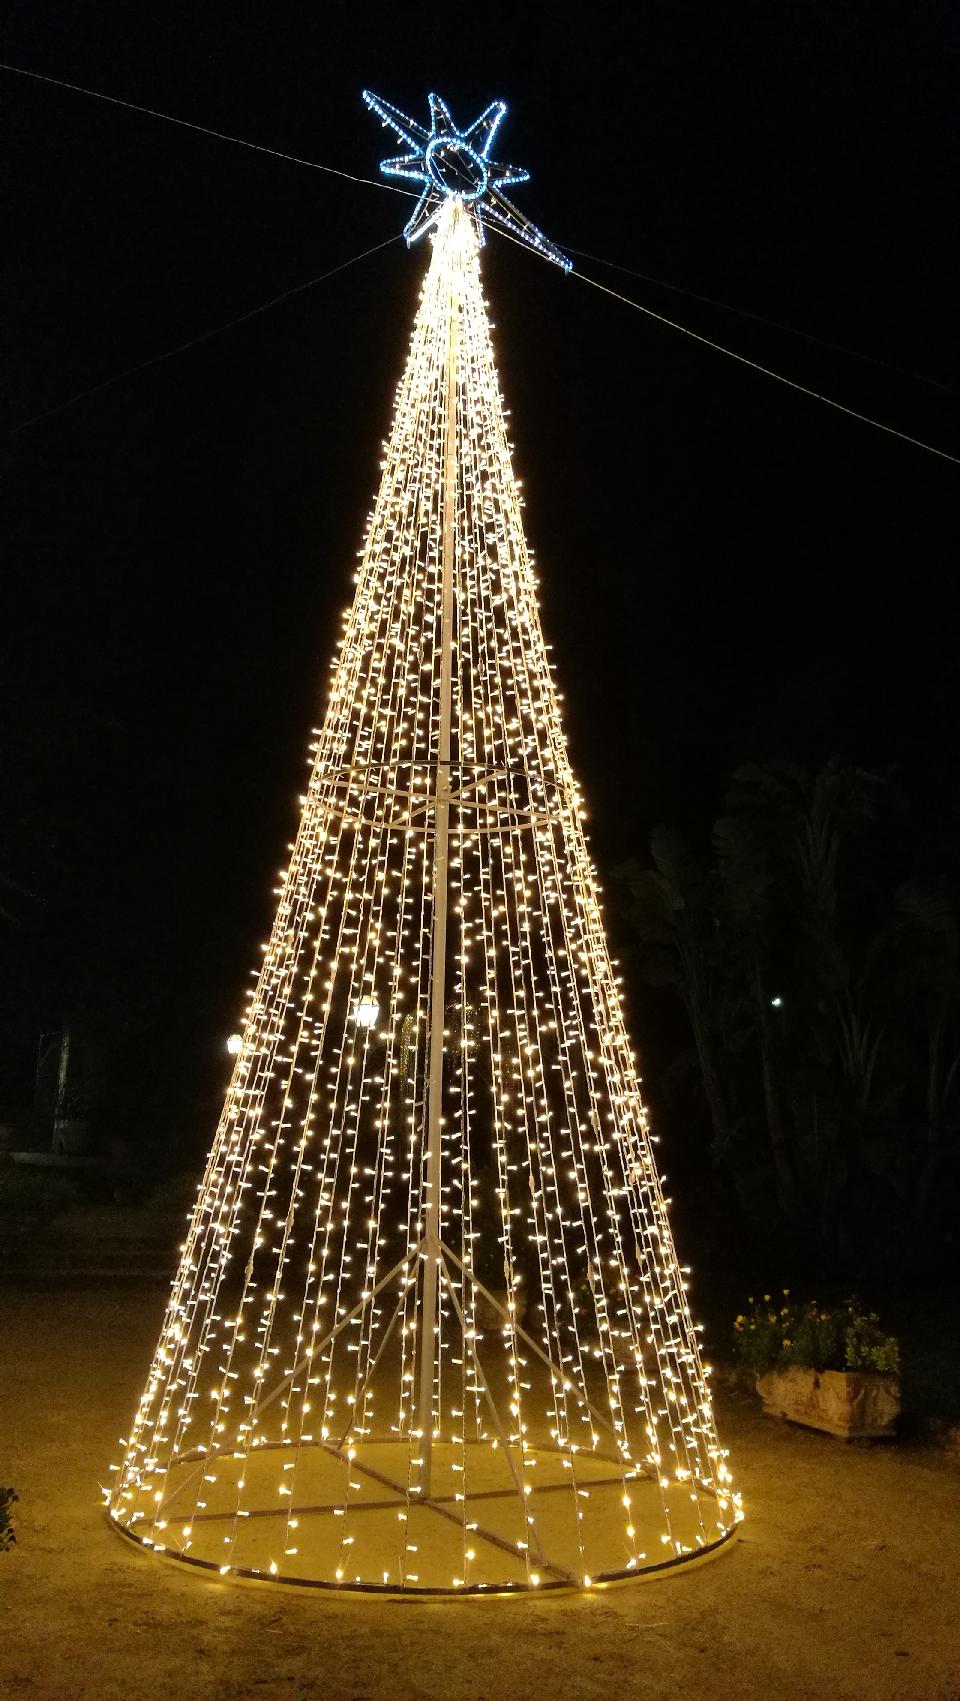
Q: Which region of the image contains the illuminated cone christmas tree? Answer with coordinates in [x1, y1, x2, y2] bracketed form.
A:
[108, 95, 741, 1593]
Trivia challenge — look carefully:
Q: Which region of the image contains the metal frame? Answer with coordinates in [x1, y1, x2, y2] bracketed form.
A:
[415, 260, 459, 1495]
[113, 1244, 737, 1594]
[108, 199, 739, 1600]
[110, 1509, 737, 1597]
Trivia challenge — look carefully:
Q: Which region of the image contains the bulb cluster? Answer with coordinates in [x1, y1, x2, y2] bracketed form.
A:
[107, 199, 740, 1593]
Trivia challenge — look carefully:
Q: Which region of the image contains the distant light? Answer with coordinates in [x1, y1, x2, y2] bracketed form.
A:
[353, 996, 380, 1030]
[226, 1033, 243, 1055]
[770, 997, 783, 1008]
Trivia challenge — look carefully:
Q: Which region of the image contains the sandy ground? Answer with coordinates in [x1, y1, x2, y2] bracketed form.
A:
[1, 1290, 959, 1701]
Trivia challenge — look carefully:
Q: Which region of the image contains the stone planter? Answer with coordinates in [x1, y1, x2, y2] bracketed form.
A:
[756, 1365, 900, 1439]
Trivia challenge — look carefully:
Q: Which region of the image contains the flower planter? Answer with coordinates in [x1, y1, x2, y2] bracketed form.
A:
[755, 1365, 900, 1439]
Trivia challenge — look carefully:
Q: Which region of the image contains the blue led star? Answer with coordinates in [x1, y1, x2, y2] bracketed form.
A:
[362, 90, 571, 272]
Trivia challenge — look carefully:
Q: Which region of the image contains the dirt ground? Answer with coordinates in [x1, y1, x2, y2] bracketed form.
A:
[1, 1290, 958, 1701]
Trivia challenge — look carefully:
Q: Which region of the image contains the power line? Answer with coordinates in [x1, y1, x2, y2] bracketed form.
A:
[1, 61, 413, 198]
[6, 60, 956, 465]
[3, 235, 400, 439]
[491, 226, 958, 467]
[563, 243, 953, 396]
[572, 268, 958, 465]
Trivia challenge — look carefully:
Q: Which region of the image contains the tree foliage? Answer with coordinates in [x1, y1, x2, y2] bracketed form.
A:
[616, 760, 960, 1263]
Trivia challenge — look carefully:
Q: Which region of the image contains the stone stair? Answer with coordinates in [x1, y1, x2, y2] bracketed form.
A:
[0, 1209, 183, 1285]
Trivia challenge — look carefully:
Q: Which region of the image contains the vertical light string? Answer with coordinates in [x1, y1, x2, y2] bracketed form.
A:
[108, 196, 740, 1590]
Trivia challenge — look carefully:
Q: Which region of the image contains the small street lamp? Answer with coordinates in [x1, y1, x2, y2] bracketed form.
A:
[353, 995, 380, 1030]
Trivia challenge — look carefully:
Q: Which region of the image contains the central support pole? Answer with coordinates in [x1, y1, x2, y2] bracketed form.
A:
[415, 205, 460, 1495]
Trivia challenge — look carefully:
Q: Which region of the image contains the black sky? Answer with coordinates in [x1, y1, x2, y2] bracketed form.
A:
[2, 3, 958, 1147]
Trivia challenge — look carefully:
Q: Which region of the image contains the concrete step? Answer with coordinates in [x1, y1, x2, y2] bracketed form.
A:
[0, 1241, 178, 1283]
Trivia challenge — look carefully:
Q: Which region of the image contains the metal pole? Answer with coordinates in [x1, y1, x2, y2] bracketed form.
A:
[415, 203, 460, 1495]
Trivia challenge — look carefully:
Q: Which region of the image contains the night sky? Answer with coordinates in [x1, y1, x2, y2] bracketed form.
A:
[3, 4, 958, 1156]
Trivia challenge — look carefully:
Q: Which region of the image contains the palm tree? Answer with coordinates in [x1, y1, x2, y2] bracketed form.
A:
[615, 827, 735, 1163]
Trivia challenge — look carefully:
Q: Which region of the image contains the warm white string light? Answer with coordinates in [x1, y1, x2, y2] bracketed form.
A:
[107, 196, 741, 1594]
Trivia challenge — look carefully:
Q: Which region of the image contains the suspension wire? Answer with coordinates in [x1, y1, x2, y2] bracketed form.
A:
[1, 61, 415, 197]
[2, 235, 400, 440]
[489, 225, 959, 467]
[5, 60, 955, 465]
[562, 243, 953, 396]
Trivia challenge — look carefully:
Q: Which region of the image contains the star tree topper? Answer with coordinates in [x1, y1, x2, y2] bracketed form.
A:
[362, 90, 572, 271]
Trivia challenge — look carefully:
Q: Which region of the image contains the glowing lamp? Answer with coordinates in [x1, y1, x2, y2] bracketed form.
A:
[226, 1033, 243, 1055]
[353, 995, 380, 1030]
